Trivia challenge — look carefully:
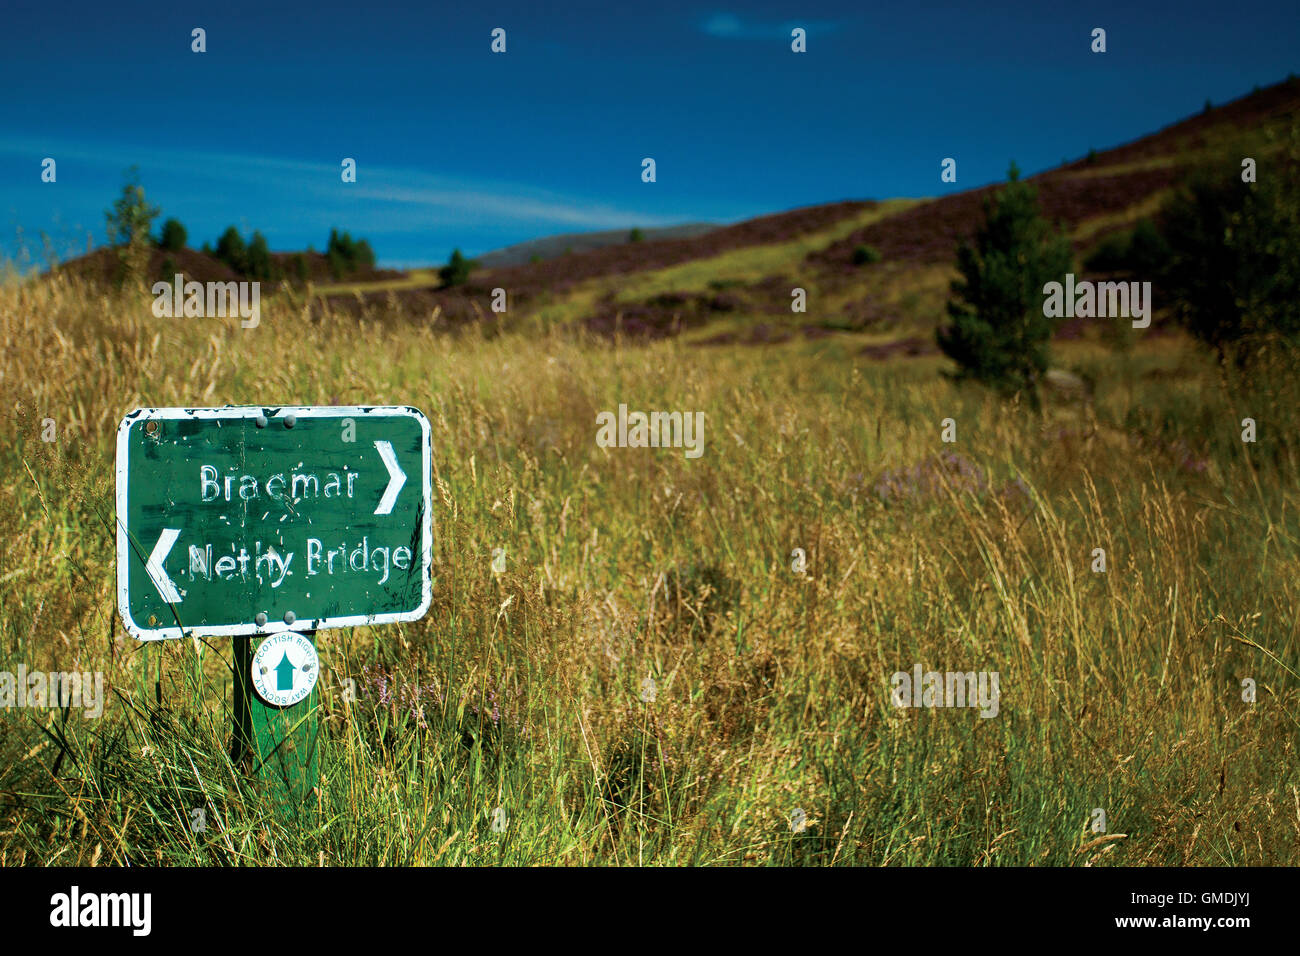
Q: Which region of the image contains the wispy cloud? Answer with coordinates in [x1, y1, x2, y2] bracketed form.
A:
[0, 137, 685, 233]
[343, 179, 681, 232]
[699, 12, 839, 40]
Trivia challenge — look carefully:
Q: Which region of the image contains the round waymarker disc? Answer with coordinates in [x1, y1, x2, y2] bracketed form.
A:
[251, 632, 319, 707]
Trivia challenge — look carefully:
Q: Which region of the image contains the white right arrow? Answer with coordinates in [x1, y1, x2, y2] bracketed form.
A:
[146, 528, 184, 604]
[373, 440, 406, 515]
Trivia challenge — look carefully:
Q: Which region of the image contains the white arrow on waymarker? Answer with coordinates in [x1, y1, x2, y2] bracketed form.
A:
[146, 528, 184, 604]
[373, 440, 406, 515]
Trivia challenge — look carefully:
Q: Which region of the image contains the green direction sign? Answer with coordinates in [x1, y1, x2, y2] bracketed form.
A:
[115, 405, 432, 641]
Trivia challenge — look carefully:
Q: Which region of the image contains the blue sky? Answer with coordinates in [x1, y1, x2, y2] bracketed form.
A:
[1, 0, 1296, 268]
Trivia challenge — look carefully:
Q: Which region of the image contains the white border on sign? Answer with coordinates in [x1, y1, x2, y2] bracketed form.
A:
[115, 405, 434, 641]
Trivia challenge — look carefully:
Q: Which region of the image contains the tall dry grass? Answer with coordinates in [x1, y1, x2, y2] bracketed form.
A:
[1, 273, 1297, 865]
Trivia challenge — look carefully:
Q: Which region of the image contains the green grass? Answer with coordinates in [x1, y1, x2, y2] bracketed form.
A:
[608, 199, 921, 304]
[1, 253, 1298, 867]
[310, 267, 442, 296]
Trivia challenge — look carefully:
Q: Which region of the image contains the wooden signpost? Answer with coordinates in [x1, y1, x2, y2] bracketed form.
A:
[115, 405, 432, 807]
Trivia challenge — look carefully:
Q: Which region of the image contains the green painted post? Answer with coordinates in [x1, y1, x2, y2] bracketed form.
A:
[232, 632, 320, 812]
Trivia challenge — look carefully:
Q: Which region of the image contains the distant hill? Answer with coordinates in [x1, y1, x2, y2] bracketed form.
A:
[46, 75, 1300, 344]
[50, 224, 718, 285]
[474, 223, 720, 268]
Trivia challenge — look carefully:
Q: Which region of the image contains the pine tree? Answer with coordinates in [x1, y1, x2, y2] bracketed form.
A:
[215, 227, 249, 274]
[439, 248, 476, 287]
[325, 228, 375, 277]
[1160, 127, 1300, 364]
[104, 167, 160, 285]
[936, 162, 1073, 404]
[158, 217, 187, 252]
[246, 231, 275, 280]
[354, 238, 376, 270]
[104, 167, 160, 249]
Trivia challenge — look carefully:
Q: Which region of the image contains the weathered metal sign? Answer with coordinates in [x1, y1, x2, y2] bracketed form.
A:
[115, 405, 432, 640]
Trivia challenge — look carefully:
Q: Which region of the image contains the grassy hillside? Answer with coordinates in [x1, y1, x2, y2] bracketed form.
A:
[296, 79, 1294, 335]
[0, 270, 1297, 865]
[475, 222, 720, 268]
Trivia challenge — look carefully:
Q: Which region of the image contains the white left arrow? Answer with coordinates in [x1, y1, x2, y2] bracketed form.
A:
[374, 440, 406, 515]
[145, 528, 185, 604]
